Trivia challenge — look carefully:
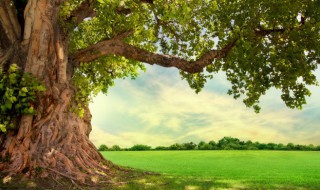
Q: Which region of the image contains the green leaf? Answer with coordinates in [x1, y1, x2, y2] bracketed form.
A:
[21, 87, 28, 93]
[0, 124, 6, 133]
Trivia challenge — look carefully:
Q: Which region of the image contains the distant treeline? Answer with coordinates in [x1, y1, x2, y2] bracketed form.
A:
[98, 137, 320, 151]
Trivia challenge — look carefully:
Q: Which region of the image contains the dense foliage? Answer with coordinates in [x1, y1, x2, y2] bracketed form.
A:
[129, 144, 152, 151]
[0, 65, 45, 133]
[100, 137, 320, 151]
[62, 0, 320, 112]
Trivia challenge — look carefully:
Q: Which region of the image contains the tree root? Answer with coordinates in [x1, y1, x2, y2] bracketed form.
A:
[47, 168, 92, 186]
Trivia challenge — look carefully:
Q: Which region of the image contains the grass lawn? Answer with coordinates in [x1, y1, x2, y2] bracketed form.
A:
[101, 150, 320, 189]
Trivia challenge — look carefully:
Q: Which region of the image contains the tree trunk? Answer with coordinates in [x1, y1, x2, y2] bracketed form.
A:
[0, 0, 110, 183]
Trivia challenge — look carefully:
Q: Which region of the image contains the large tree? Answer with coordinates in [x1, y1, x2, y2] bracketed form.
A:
[0, 0, 319, 184]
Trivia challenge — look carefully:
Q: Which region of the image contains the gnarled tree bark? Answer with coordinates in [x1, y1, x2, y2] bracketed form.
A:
[0, 0, 110, 184]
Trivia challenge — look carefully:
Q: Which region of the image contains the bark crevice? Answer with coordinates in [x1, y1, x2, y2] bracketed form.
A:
[0, 0, 114, 184]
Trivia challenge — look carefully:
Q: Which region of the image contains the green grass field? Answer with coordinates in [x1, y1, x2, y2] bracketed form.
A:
[101, 150, 320, 189]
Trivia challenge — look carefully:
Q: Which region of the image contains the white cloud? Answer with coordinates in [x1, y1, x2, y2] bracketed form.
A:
[90, 126, 177, 147]
[89, 66, 320, 147]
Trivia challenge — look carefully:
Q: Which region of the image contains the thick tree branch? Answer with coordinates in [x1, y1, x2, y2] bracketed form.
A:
[71, 35, 237, 73]
[0, 0, 21, 66]
[67, 0, 154, 26]
[254, 21, 306, 37]
[0, 0, 21, 42]
[0, 41, 18, 65]
[254, 28, 286, 36]
[67, 0, 96, 25]
[116, 0, 153, 15]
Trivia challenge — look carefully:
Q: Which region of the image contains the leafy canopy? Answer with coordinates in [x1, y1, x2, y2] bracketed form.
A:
[63, 0, 320, 112]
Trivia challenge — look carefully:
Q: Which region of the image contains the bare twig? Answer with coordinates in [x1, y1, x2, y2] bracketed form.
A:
[47, 168, 92, 187]
[51, 175, 63, 186]
[71, 179, 85, 190]
[47, 168, 78, 181]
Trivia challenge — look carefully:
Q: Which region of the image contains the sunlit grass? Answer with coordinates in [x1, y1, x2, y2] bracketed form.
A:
[102, 150, 320, 189]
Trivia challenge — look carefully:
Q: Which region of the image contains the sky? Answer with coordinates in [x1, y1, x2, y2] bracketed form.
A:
[89, 65, 320, 148]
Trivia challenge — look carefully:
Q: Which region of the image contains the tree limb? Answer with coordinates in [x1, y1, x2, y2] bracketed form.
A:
[0, 0, 21, 42]
[254, 28, 286, 36]
[71, 34, 237, 73]
[67, 0, 96, 26]
[67, 0, 154, 26]
[71, 20, 303, 74]
[0, 0, 21, 67]
[254, 22, 306, 37]
[0, 41, 18, 66]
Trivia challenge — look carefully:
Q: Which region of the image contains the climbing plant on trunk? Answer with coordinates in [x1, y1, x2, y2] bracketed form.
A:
[0, 0, 319, 184]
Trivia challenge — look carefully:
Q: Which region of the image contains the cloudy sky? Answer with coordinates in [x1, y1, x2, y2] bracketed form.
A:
[89, 65, 320, 148]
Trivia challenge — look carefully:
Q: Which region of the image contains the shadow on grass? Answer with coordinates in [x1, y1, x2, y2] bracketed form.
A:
[1, 168, 319, 190]
[110, 168, 320, 190]
[112, 173, 231, 190]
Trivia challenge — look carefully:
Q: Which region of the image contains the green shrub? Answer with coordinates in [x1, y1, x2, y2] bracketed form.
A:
[129, 144, 151, 151]
[111, 145, 121, 151]
[98, 144, 108, 151]
[0, 64, 45, 133]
